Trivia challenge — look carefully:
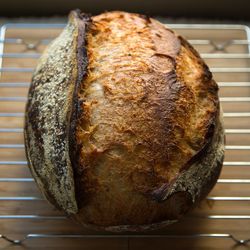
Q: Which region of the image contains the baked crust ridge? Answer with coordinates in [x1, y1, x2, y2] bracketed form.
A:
[24, 10, 91, 214]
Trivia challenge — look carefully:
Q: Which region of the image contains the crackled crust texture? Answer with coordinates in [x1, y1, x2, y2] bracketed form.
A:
[72, 12, 224, 229]
[25, 10, 225, 232]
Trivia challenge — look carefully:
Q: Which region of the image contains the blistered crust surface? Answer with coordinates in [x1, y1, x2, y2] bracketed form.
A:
[25, 10, 224, 230]
[73, 12, 223, 227]
[75, 110, 224, 232]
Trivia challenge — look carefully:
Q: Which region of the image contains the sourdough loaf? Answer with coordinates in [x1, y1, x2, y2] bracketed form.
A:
[24, 10, 225, 231]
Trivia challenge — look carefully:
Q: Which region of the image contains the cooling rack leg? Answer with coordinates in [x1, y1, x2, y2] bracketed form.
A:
[127, 237, 130, 250]
[0, 234, 24, 244]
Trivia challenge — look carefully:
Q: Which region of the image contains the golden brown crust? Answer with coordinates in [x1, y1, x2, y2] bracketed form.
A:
[25, 10, 225, 231]
[73, 107, 224, 232]
[72, 11, 223, 228]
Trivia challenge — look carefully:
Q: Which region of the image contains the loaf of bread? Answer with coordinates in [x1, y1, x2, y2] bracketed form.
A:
[24, 10, 225, 232]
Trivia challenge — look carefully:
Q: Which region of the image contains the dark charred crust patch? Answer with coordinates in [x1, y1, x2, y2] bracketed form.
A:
[74, 9, 92, 21]
[178, 35, 201, 58]
[202, 64, 213, 82]
[137, 13, 151, 23]
[180, 124, 215, 172]
[68, 11, 92, 209]
[151, 183, 170, 202]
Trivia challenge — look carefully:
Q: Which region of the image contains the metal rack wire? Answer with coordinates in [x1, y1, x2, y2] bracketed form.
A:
[0, 23, 250, 249]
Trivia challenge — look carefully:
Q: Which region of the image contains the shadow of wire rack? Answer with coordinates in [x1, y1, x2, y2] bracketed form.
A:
[0, 22, 250, 250]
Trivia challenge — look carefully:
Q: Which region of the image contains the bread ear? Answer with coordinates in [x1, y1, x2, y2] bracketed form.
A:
[24, 10, 91, 214]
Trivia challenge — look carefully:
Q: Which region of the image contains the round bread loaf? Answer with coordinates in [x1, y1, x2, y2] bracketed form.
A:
[24, 10, 225, 232]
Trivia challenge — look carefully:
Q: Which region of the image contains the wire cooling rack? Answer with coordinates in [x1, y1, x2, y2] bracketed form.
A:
[0, 23, 250, 249]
